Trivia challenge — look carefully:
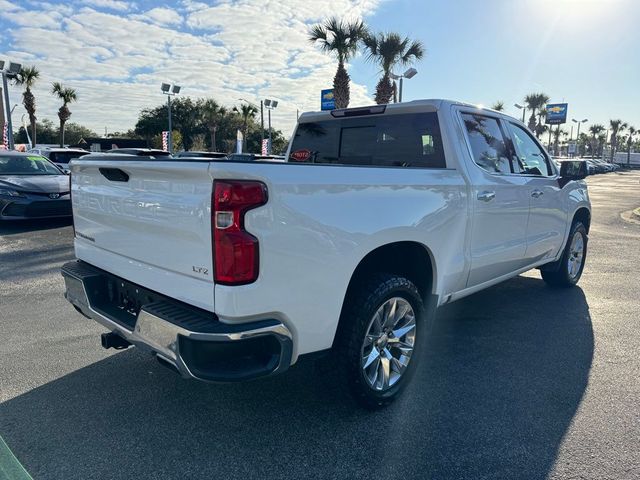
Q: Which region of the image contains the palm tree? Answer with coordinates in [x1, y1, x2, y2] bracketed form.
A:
[51, 82, 78, 147]
[524, 93, 547, 134]
[626, 126, 636, 165]
[578, 132, 589, 157]
[552, 127, 566, 155]
[363, 32, 424, 105]
[14, 66, 40, 147]
[588, 124, 605, 159]
[201, 99, 226, 152]
[608, 119, 627, 161]
[233, 103, 258, 151]
[308, 17, 365, 109]
[491, 101, 504, 111]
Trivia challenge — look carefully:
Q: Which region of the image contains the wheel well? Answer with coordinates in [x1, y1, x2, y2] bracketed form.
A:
[573, 207, 591, 233]
[342, 241, 435, 307]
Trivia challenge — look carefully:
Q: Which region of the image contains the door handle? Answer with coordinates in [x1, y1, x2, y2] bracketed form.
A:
[477, 191, 495, 202]
[531, 189, 544, 198]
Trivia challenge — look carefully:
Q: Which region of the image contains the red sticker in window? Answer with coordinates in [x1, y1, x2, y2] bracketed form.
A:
[290, 149, 311, 162]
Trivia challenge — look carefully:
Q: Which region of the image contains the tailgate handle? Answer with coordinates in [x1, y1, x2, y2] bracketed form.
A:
[99, 168, 129, 182]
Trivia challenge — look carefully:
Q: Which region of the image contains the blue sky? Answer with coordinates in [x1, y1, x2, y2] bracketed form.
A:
[354, 0, 639, 133]
[0, 0, 638, 137]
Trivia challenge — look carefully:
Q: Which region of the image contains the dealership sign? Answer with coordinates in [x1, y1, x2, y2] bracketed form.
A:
[321, 89, 335, 110]
[546, 103, 568, 124]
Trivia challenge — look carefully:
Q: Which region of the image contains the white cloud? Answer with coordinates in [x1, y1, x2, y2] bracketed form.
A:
[82, 0, 131, 12]
[132, 7, 183, 26]
[1, 0, 381, 139]
[0, 0, 20, 11]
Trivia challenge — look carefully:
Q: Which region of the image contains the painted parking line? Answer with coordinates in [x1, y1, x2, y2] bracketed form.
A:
[0, 436, 32, 480]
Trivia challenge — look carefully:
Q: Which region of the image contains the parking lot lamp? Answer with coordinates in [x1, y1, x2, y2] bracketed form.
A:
[390, 68, 418, 103]
[264, 99, 278, 154]
[572, 118, 588, 141]
[1, 60, 22, 150]
[161, 83, 181, 153]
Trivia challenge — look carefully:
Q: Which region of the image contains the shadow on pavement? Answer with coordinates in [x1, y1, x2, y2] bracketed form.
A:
[0, 217, 72, 236]
[0, 275, 593, 480]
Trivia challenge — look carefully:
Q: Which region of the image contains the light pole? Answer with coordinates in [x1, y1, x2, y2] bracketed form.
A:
[264, 99, 278, 154]
[239, 98, 264, 150]
[1, 60, 22, 150]
[390, 68, 418, 103]
[572, 118, 588, 139]
[514, 103, 526, 123]
[161, 83, 181, 153]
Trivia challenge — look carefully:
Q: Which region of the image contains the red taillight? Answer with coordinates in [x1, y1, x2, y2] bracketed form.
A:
[212, 180, 267, 285]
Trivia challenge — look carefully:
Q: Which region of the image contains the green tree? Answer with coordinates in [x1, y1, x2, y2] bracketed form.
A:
[14, 119, 54, 145]
[626, 126, 636, 165]
[608, 119, 627, 161]
[13, 65, 40, 147]
[577, 132, 589, 157]
[232, 103, 258, 151]
[524, 92, 549, 136]
[169, 97, 200, 151]
[491, 101, 505, 111]
[51, 82, 78, 147]
[588, 124, 605, 159]
[308, 17, 365, 109]
[200, 99, 230, 152]
[552, 127, 567, 155]
[363, 32, 424, 105]
[63, 123, 97, 145]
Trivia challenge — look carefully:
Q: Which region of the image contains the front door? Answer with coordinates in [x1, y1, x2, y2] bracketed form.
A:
[505, 122, 567, 262]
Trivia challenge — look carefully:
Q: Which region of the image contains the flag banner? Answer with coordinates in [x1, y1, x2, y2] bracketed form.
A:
[261, 138, 269, 155]
[2, 122, 8, 150]
[162, 131, 169, 151]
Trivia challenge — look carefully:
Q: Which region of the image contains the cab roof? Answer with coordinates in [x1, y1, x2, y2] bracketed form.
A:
[297, 99, 508, 123]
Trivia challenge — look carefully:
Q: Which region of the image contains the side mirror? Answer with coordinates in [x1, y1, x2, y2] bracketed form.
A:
[559, 160, 588, 187]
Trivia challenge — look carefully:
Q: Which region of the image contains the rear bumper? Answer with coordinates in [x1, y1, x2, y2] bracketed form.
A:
[61, 260, 293, 382]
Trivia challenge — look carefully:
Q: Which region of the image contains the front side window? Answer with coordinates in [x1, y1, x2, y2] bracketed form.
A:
[288, 112, 446, 168]
[507, 123, 552, 176]
[461, 113, 512, 174]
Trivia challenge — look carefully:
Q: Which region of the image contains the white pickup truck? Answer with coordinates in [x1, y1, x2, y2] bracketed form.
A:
[62, 99, 590, 408]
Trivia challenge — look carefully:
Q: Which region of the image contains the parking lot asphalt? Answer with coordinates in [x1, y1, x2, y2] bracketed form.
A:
[1, 171, 639, 480]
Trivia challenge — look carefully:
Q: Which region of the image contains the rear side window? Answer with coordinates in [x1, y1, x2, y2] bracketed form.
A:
[289, 112, 446, 168]
[462, 113, 512, 174]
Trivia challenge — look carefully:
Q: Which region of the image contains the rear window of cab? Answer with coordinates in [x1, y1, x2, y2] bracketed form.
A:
[288, 112, 446, 168]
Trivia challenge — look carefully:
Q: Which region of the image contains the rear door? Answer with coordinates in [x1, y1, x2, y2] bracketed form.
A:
[459, 112, 531, 287]
[504, 122, 567, 262]
[71, 159, 215, 310]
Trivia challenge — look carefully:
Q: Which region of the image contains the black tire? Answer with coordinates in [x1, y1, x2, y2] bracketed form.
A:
[334, 273, 426, 409]
[541, 221, 588, 288]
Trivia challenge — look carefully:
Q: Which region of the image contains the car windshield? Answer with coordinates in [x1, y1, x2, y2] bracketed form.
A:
[0, 155, 61, 175]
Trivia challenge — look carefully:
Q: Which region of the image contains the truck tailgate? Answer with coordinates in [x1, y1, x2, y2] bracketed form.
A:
[70, 159, 215, 311]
